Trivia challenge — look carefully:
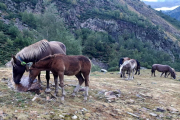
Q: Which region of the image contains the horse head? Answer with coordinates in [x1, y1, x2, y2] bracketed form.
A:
[171, 71, 176, 79]
[12, 55, 28, 84]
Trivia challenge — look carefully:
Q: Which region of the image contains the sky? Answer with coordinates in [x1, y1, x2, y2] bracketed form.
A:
[141, 0, 179, 11]
[141, 0, 158, 2]
[155, 5, 180, 11]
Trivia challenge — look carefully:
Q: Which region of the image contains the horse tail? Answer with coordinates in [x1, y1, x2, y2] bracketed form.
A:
[151, 67, 154, 74]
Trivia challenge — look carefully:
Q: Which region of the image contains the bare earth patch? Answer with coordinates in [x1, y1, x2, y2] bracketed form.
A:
[0, 67, 180, 119]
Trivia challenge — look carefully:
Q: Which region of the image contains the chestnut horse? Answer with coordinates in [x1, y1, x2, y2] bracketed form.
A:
[151, 64, 176, 79]
[28, 54, 91, 101]
[119, 59, 137, 80]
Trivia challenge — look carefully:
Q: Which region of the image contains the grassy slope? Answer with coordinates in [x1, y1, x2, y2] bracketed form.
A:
[0, 67, 180, 119]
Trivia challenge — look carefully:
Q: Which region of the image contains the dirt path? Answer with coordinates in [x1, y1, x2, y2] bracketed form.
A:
[0, 67, 180, 119]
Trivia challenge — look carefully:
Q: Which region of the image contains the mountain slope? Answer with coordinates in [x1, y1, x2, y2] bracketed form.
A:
[0, 0, 180, 70]
[165, 6, 180, 21]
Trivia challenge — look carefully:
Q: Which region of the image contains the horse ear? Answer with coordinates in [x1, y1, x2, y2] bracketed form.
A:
[12, 55, 17, 64]
[25, 62, 33, 72]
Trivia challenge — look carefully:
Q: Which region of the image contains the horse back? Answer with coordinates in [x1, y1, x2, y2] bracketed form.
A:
[52, 55, 91, 75]
[152, 64, 170, 72]
[49, 41, 66, 55]
[129, 59, 137, 69]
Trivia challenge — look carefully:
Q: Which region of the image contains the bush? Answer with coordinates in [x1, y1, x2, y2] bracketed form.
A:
[91, 64, 101, 72]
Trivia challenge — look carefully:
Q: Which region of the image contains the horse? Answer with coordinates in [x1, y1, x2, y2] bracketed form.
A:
[151, 64, 176, 79]
[135, 60, 140, 75]
[119, 57, 140, 77]
[11, 39, 66, 86]
[28, 54, 91, 101]
[119, 59, 137, 80]
[161, 67, 176, 78]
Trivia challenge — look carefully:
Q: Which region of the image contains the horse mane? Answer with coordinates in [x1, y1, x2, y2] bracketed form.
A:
[11, 39, 49, 63]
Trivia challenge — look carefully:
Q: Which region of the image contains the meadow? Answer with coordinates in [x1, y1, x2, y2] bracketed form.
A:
[0, 67, 180, 120]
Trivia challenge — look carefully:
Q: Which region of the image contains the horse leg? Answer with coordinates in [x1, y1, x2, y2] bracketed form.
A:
[45, 71, 51, 93]
[127, 70, 131, 80]
[164, 72, 167, 78]
[53, 73, 58, 96]
[58, 72, 66, 102]
[72, 72, 84, 96]
[38, 72, 41, 84]
[131, 69, 135, 80]
[160, 72, 164, 77]
[82, 72, 90, 101]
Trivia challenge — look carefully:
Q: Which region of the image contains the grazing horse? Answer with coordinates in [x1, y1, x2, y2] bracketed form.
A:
[151, 64, 176, 79]
[119, 59, 137, 80]
[160, 67, 176, 78]
[11, 39, 66, 85]
[119, 57, 140, 77]
[28, 54, 91, 101]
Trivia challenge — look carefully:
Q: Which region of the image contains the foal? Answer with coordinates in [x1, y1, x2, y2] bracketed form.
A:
[28, 54, 91, 101]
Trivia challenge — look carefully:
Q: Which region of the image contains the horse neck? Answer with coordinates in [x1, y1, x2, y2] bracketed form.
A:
[168, 67, 174, 74]
[34, 57, 53, 70]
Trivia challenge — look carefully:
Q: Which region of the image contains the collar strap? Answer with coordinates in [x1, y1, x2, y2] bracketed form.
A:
[18, 56, 27, 66]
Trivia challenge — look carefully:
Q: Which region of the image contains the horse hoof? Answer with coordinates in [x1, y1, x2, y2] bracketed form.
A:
[71, 93, 76, 97]
[45, 88, 51, 93]
[84, 97, 88, 102]
[61, 96, 65, 102]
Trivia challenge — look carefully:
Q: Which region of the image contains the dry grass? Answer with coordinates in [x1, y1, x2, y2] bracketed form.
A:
[0, 67, 180, 119]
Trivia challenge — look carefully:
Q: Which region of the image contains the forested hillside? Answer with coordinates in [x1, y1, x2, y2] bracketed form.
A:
[0, 0, 180, 71]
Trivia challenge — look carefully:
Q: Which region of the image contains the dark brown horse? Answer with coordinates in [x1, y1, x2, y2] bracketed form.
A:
[151, 64, 176, 79]
[11, 39, 66, 85]
[28, 54, 91, 101]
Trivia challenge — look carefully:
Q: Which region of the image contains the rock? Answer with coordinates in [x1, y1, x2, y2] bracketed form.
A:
[149, 113, 157, 117]
[59, 115, 64, 118]
[72, 115, 78, 119]
[127, 112, 139, 118]
[156, 107, 165, 112]
[167, 106, 179, 113]
[81, 108, 88, 114]
[106, 95, 117, 102]
[159, 113, 164, 118]
[101, 69, 107, 73]
[126, 99, 135, 104]
[32, 94, 39, 101]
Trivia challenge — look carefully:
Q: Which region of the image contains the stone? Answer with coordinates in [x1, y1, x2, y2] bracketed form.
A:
[101, 69, 107, 73]
[156, 107, 165, 112]
[126, 99, 135, 104]
[149, 113, 157, 117]
[167, 106, 179, 113]
[72, 115, 78, 119]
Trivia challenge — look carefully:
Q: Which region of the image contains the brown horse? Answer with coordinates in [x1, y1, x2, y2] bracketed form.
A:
[28, 54, 91, 101]
[161, 68, 176, 78]
[119, 59, 137, 80]
[11, 39, 66, 85]
[151, 64, 176, 79]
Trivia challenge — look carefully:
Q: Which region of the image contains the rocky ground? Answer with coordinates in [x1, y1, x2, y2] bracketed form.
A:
[0, 67, 180, 120]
